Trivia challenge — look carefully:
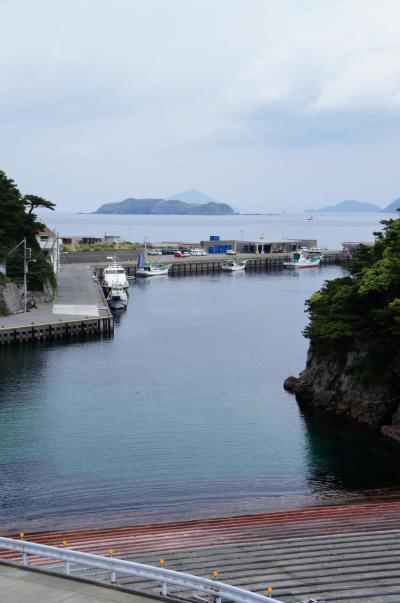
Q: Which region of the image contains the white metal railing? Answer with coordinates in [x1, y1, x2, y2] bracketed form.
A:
[0, 537, 283, 603]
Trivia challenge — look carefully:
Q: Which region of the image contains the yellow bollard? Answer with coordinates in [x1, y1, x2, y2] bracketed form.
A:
[19, 532, 24, 540]
[160, 559, 165, 567]
[213, 570, 219, 579]
[108, 548, 114, 557]
[267, 587, 273, 596]
[63, 539, 68, 547]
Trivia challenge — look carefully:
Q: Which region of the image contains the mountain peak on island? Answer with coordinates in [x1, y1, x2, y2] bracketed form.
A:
[319, 200, 382, 212]
[167, 189, 219, 205]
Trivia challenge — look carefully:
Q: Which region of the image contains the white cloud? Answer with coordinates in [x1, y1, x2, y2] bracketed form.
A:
[224, 0, 400, 117]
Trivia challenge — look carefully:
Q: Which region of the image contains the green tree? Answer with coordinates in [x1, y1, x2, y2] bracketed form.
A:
[23, 194, 56, 214]
[304, 217, 400, 382]
[0, 170, 56, 291]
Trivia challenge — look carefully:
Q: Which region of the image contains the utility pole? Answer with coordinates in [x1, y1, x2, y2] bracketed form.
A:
[23, 237, 27, 313]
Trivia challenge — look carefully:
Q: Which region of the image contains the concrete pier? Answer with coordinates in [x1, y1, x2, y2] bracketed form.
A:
[0, 264, 113, 346]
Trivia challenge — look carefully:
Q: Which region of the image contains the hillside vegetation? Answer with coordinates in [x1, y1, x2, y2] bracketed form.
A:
[305, 217, 400, 383]
[0, 170, 56, 290]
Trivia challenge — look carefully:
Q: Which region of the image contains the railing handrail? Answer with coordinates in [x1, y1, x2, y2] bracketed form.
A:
[0, 537, 283, 603]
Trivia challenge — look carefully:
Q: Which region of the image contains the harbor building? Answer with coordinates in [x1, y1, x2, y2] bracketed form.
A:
[200, 237, 317, 254]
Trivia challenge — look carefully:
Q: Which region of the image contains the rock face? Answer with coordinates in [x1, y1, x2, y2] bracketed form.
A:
[284, 346, 400, 443]
[0, 282, 24, 315]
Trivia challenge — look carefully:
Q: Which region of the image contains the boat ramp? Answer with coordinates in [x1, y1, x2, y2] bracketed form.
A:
[1, 501, 400, 602]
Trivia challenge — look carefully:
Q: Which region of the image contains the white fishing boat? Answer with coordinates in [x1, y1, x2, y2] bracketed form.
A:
[304, 215, 314, 221]
[221, 259, 247, 272]
[106, 285, 128, 310]
[136, 252, 170, 277]
[102, 259, 129, 293]
[283, 248, 323, 269]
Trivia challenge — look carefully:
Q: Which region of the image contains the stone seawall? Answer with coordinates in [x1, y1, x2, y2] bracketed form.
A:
[0, 283, 23, 315]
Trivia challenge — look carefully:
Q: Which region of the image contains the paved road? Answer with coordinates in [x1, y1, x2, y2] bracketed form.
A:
[0, 563, 157, 603]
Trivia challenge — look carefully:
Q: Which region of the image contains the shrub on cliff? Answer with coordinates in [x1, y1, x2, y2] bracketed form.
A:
[304, 217, 400, 382]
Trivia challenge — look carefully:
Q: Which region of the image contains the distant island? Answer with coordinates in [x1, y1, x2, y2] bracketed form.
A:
[383, 197, 400, 212]
[316, 197, 400, 212]
[95, 196, 235, 215]
[319, 200, 382, 212]
[95, 188, 236, 215]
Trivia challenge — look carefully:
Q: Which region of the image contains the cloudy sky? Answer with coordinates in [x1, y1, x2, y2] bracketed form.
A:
[1, 0, 400, 212]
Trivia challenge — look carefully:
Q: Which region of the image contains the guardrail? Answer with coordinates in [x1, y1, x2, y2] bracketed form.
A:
[0, 537, 283, 603]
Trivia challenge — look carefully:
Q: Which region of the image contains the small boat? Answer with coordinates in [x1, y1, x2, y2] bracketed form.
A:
[102, 259, 129, 294]
[107, 285, 128, 309]
[221, 259, 247, 272]
[283, 248, 323, 269]
[136, 252, 170, 277]
[304, 216, 313, 221]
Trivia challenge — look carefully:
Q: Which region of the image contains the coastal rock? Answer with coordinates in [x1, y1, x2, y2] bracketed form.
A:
[284, 346, 400, 439]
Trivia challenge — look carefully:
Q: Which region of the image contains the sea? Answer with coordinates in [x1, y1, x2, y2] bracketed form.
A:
[36, 210, 395, 249]
[1, 212, 399, 532]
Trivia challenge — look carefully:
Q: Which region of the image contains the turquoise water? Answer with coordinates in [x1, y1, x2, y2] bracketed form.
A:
[1, 266, 400, 531]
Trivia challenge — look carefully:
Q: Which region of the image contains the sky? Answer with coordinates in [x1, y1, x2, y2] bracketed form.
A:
[1, 0, 400, 213]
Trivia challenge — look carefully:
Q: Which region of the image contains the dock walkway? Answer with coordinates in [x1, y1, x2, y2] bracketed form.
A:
[0, 264, 113, 345]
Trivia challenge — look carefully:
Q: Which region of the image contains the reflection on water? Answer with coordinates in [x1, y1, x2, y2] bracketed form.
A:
[0, 266, 400, 531]
[300, 405, 400, 499]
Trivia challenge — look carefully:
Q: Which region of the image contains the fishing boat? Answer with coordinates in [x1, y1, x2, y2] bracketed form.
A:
[106, 285, 128, 310]
[304, 215, 314, 221]
[221, 259, 247, 272]
[283, 248, 323, 269]
[102, 259, 129, 294]
[136, 252, 170, 277]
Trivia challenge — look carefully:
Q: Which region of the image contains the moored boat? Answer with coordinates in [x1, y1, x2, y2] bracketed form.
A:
[107, 285, 128, 310]
[221, 259, 247, 272]
[136, 252, 170, 277]
[102, 260, 129, 294]
[283, 248, 323, 269]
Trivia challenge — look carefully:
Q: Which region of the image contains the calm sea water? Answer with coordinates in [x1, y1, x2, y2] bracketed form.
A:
[1, 266, 400, 532]
[37, 211, 395, 249]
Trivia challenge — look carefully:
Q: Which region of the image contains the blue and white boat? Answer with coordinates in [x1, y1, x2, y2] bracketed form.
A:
[136, 252, 170, 277]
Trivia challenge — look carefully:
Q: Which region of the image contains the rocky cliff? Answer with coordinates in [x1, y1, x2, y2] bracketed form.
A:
[284, 346, 400, 443]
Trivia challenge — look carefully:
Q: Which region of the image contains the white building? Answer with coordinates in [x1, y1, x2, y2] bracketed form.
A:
[36, 226, 61, 281]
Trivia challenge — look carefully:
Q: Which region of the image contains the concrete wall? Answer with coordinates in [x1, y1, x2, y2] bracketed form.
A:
[0, 283, 24, 315]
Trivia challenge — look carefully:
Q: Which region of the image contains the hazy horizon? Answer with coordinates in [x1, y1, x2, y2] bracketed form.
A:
[2, 0, 400, 213]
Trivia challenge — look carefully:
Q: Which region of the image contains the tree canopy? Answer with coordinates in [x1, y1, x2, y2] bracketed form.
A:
[0, 170, 56, 290]
[305, 216, 400, 382]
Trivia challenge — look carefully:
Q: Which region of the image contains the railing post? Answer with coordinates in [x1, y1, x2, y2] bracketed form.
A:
[161, 582, 168, 596]
[65, 560, 70, 575]
[21, 551, 28, 566]
[111, 570, 117, 584]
